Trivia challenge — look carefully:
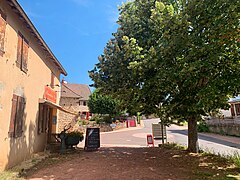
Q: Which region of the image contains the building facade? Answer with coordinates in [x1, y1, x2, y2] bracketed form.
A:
[58, 83, 91, 131]
[0, 0, 67, 171]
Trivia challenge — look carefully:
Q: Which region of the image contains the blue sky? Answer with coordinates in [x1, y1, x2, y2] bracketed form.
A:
[18, 0, 126, 87]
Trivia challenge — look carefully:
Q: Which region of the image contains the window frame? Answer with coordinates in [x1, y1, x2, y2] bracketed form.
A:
[16, 32, 29, 73]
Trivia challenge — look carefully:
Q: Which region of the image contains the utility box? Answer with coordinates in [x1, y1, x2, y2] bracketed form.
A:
[152, 123, 166, 139]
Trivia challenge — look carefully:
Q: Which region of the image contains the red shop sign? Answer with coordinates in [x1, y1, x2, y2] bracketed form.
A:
[43, 86, 57, 103]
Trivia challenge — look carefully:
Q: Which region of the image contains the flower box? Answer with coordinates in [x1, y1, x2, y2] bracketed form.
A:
[65, 131, 84, 148]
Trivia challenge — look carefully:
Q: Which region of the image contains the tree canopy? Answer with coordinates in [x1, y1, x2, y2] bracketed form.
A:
[88, 90, 120, 116]
[89, 0, 240, 152]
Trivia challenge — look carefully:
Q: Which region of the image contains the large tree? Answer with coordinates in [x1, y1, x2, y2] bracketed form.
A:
[89, 0, 240, 152]
[88, 90, 120, 117]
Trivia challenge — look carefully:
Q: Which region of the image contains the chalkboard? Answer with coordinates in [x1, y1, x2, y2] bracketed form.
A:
[84, 128, 100, 150]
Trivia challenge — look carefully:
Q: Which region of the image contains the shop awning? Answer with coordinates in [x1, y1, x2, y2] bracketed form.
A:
[39, 98, 78, 115]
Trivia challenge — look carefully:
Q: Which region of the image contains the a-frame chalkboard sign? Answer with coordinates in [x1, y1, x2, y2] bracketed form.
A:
[84, 128, 100, 151]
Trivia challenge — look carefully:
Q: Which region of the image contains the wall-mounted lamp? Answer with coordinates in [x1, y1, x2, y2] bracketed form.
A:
[47, 84, 60, 87]
[55, 90, 66, 93]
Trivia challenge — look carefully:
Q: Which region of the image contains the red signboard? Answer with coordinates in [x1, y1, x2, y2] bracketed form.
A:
[43, 86, 57, 103]
[147, 134, 154, 147]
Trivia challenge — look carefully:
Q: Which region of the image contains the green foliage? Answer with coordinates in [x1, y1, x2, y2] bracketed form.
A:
[90, 115, 113, 124]
[89, 0, 240, 152]
[67, 131, 84, 138]
[88, 90, 120, 116]
[78, 119, 89, 126]
[160, 143, 186, 150]
[197, 121, 209, 132]
[231, 153, 240, 168]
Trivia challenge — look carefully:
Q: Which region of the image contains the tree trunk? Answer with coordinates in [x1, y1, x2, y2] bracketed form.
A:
[187, 116, 199, 153]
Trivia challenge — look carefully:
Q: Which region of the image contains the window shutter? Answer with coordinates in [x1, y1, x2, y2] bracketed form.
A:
[0, 16, 6, 53]
[16, 34, 22, 68]
[43, 106, 49, 133]
[15, 96, 25, 137]
[38, 104, 44, 134]
[21, 38, 28, 73]
[9, 94, 18, 137]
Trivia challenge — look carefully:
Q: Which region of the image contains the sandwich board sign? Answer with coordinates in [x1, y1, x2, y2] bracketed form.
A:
[147, 134, 154, 147]
[84, 128, 100, 150]
[152, 123, 166, 140]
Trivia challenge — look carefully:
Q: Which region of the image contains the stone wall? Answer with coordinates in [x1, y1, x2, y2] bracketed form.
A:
[58, 97, 89, 132]
[208, 124, 240, 137]
[206, 119, 240, 137]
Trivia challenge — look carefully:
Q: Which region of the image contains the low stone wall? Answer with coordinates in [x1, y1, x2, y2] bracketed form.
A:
[208, 124, 240, 137]
[67, 122, 127, 134]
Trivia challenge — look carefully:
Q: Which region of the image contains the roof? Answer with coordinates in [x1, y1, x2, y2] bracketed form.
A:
[228, 96, 240, 103]
[61, 83, 91, 100]
[6, 0, 67, 76]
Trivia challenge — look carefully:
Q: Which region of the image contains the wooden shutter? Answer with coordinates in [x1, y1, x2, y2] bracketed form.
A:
[38, 104, 44, 134]
[15, 96, 25, 137]
[16, 33, 23, 68]
[43, 105, 49, 133]
[0, 16, 6, 53]
[0, 9, 6, 55]
[9, 94, 18, 137]
[21, 38, 29, 73]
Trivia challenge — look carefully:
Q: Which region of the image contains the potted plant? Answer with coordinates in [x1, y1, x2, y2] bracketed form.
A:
[65, 131, 84, 148]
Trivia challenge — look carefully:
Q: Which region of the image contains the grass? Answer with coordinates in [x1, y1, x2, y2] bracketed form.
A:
[200, 148, 240, 168]
[159, 142, 186, 150]
[0, 170, 22, 180]
[228, 152, 240, 168]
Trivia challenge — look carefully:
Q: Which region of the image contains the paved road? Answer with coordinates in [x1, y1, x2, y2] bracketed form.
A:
[99, 119, 240, 156]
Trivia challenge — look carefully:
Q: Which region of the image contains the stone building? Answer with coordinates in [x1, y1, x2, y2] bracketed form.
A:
[0, 0, 67, 171]
[58, 83, 92, 131]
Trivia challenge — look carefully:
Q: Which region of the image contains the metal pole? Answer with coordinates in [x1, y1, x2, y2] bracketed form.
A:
[161, 121, 164, 144]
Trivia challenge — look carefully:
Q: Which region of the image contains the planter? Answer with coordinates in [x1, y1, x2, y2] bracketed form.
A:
[65, 134, 84, 148]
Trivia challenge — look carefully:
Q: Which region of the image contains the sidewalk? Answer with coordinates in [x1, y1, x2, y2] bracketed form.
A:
[199, 132, 240, 147]
[169, 124, 240, 146]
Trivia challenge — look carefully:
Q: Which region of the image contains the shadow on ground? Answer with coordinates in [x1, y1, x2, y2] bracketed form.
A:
[24, 146, 240, 180]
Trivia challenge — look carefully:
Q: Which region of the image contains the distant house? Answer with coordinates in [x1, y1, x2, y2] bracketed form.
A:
[213, 96, 240, 120]
[0, 0, 68, 171]
[224, 97, 240, 118]
[58, 83, 92, 131]
[207, 97, 240, 137]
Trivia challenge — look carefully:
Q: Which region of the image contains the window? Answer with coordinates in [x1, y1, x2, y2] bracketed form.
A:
[83, 101, 87, 106]
[38, 104, 50, 134]
[231, 104, 235, 116]
[235, 104, 240, 116]
[16, 32, 29, 73]
[0, 9, 6, 56]
[9, 94, 25, 138]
